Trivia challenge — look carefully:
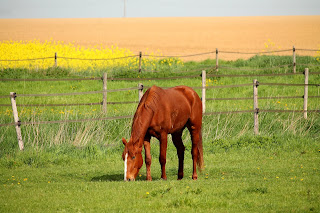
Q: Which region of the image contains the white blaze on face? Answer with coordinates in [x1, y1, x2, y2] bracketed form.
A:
[124, 153, 128, 181]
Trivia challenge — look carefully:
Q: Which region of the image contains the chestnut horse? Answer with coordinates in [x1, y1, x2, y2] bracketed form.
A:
[122, 85, 204, 181]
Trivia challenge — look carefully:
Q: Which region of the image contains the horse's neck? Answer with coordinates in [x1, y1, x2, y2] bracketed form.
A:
[131, 106, 153, 146]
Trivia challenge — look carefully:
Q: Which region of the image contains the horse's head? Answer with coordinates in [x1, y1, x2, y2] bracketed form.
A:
[122, 137, 143, 181]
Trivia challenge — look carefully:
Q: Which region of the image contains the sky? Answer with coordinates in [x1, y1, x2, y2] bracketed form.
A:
[0, 0, 320, 19]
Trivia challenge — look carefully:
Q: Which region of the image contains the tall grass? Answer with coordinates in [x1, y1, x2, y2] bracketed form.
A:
[0, 54, 319, 156]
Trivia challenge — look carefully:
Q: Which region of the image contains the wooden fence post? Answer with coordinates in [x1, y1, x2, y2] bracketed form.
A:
[102, 73, 107, 113]
[202, 70, 206, 113]
[253, 79, 259, 135]
[55, 52, 57, 67]
[139, 52, 142, 73]
[216, 48, 219, 71]
[303, 68, 309, 119]
[293, 46, 296, 73]
[10, 92, 24, 151]
[138, 83, 143, 102]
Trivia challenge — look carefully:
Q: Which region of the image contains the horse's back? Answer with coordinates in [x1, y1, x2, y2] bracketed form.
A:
[146, 85, 201, 112]
[144, 86, 202, 131]
[168, 86, 202, 116]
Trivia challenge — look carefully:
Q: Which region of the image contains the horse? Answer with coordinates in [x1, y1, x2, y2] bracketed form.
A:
[122, 85, 204, 181]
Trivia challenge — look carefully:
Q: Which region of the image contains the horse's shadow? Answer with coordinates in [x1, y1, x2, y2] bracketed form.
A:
[91, 174, 124, 182]
[91, 173, 164, 182]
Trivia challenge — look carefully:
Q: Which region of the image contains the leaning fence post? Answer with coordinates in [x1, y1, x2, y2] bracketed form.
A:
[303, 68, 309, 119]
[202, 70, 206, 113]
[55, 52, 57, 67]
[139, 52, 142, 73]
[293, 46, 296, 73]
[102, 73, 107, 113]
[10, 92, 24, 151]
[216, 48, 219, 71]
[253, 80, 259, 135]
[138, 83, 143, 102]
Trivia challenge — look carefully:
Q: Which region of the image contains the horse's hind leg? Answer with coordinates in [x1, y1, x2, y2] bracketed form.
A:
[187, 125, 201, 180]
[172, 131, 185, 180]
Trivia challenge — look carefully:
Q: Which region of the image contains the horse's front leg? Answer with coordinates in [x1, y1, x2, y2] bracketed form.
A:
[159, 133, 168, 180]
[144, 135, 152, 181]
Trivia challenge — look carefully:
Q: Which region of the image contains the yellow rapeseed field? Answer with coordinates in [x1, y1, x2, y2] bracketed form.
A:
[0, 40, 183, 71]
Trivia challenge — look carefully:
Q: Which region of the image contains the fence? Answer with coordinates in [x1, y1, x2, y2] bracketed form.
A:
[1, 46, 320, 73]
[1, 68, 319, 150]
[1, 47, 320, 150]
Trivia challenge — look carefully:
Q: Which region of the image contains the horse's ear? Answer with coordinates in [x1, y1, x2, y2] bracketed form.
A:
[122, 138, 127, 146]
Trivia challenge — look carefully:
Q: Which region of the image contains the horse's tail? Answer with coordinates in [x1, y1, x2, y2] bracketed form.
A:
[197, 130, 204, 171]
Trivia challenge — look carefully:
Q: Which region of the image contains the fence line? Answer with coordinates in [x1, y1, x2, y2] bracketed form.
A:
[1, 71, 320, 83]
[259, 83, 320, 87]
[1, 47, 318, 74]
[218, 64, 293, 71]
[3, 47, 314, 62]
[12, 87, 138, 98]
[0, 115, 134, 127]
[0, 102, 102, 107]
[3, 95, 320, 107]
[1, 67, 319, 149]
[0, 57, 52, 62]
[59, 55, 138, 61]
[219, 49, 292, 55]
[144, 51, 216, 58]
[0, 77, 102, 82]
[295, 49, 319, 52]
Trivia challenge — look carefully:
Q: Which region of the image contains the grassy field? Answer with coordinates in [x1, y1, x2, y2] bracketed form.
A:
[0, 55, 319, 212]
[0, 141, 319, 212]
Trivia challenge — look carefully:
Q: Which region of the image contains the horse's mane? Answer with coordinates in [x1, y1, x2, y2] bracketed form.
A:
[130, 86, 163, 145]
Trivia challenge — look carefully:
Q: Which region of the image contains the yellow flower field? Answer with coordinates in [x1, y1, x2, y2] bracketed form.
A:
[0, 40, 183, 71]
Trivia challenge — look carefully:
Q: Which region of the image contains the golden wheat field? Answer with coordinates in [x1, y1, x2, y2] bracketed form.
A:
[0, 16, 320, 61]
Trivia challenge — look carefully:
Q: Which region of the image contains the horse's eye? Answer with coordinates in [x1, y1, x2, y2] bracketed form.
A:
[132, 156, 136, 160]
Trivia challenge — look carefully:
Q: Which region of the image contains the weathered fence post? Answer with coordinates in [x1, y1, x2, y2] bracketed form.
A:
[293, 46, 296, 73]
[102, 73, 107, 113]
[216, 48, 219, 71]
[10, 92, 24, 151]
[55, 52, 57, 67]
[303, 68, 309, 119]
[139, 52, 142, 73]
[202, 70, 206, 113]
[253, 79, 259, 135]
[138, 83, 143, 102]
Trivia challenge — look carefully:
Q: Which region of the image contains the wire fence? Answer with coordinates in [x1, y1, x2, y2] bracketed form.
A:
[1, 71, 319, 126]
[0, 47, 318, 63]
[1, 48, 319, 150]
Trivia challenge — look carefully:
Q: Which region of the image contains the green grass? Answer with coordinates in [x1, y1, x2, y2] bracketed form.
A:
[0, 138, 319, 212]
[0, 54, 319, 212]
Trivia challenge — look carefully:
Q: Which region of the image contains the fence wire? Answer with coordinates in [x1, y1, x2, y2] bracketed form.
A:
[0, 77, 102, 82]
[1, 48, 318, 62]
[0, 57, 52, 62]
[144, 51, 215, 58]
[259, 83, 320, 87]
[2, 108, 318, 128]
[219, 49, 292, 55]
[1, 71, 318, 84]
[59, 55, 138, 61]
[218, 64, 293, 71]
[0, 115, 134, 127]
